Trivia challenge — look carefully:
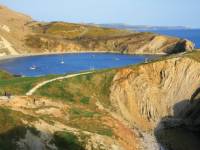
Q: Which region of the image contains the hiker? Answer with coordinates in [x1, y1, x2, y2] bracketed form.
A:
[33, 98, 36, 104]
[7, 93, 11, 99]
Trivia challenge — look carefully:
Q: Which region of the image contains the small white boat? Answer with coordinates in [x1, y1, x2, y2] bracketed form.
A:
[60, 60, 65, 64]
[30, 65, 36, 70]
[60, 55, 65, 64]
[114, 58, 120, 61]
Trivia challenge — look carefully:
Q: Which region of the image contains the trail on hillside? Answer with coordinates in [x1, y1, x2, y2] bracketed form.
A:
[26, 71, 92, 96]
[53, 26, 89, 38]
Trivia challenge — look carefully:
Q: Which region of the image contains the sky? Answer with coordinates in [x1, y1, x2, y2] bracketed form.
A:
[0, 0, 199, 28]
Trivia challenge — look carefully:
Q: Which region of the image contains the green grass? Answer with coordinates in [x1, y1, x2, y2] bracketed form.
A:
[53, 131, 84, 150]
[96, 128, 113, 137]
[80, 97, 90, 104]
[35, 80, 75, 102]
[70, 108, 97, 118]
[67, 117, 113, 137]
[67, 105, 113, 137]
[0, 74, 61, 95]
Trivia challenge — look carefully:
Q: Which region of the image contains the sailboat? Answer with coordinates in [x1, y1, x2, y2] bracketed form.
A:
[30, 65, 36, 70]
[60, 55, 65, 64]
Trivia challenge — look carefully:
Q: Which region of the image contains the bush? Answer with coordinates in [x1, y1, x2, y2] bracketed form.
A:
[80, 97, 90, 104]
[53, 131, 84, 150]
[70, 108, 95, 118]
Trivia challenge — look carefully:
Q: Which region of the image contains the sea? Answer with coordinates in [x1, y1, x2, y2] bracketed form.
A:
[140, 29, 200, 48]
[0, 53, 152, 77]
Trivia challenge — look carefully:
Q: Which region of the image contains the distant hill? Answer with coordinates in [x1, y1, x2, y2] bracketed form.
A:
[93, 23, 189, 31]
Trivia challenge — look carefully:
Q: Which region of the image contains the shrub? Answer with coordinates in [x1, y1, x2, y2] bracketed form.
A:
[53, 131, 84, 150]
[80, 97, 90, 104]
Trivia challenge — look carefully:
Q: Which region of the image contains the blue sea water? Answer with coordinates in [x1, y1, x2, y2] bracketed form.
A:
[141, 29, 200, 48]
[0, 53, 152, 77]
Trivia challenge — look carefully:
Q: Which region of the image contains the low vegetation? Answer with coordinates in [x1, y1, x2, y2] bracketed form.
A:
[80, 97, 90, 104]
[70, 107, 97, 118]
[0, 70, 14, 80]
[67, 116, 113, 137]
[0, 107, 37, 131]
[0, 73, 61, 95]
[35, 70, 116, 108]
[31, 22, 131, 39]
[53, 131, 84, 150]
[34, 70, 116, 137]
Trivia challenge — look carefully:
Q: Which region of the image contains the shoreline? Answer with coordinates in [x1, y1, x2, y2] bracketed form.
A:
[0, 51, 166, 61]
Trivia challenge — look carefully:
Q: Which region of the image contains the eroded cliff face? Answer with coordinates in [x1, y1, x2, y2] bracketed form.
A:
[110, 56, 200, 131]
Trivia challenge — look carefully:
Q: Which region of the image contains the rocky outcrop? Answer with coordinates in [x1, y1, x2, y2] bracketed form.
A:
[138, 36, 194, 54]
[110, 56, 200, 131]
[107, 54, 200, 149]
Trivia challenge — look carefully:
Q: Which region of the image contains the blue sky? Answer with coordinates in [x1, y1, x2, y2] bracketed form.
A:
[0, 0, 199, 28]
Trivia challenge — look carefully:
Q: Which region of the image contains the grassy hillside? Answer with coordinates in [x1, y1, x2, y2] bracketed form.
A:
[35, 70, 116, 107]
[0, 72, 61, 95]
[0, 68, 129, 149]
[25, 21, 192, 54]
[34, 70, 116, 137]
[0, 69, 117, 137]
[30, 22, 131, 39]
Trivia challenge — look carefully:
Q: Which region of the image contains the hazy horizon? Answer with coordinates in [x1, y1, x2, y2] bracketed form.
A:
[0, 0, 199, 28]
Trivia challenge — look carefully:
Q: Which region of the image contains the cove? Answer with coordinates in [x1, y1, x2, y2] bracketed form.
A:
[0, 53, 155, 77]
